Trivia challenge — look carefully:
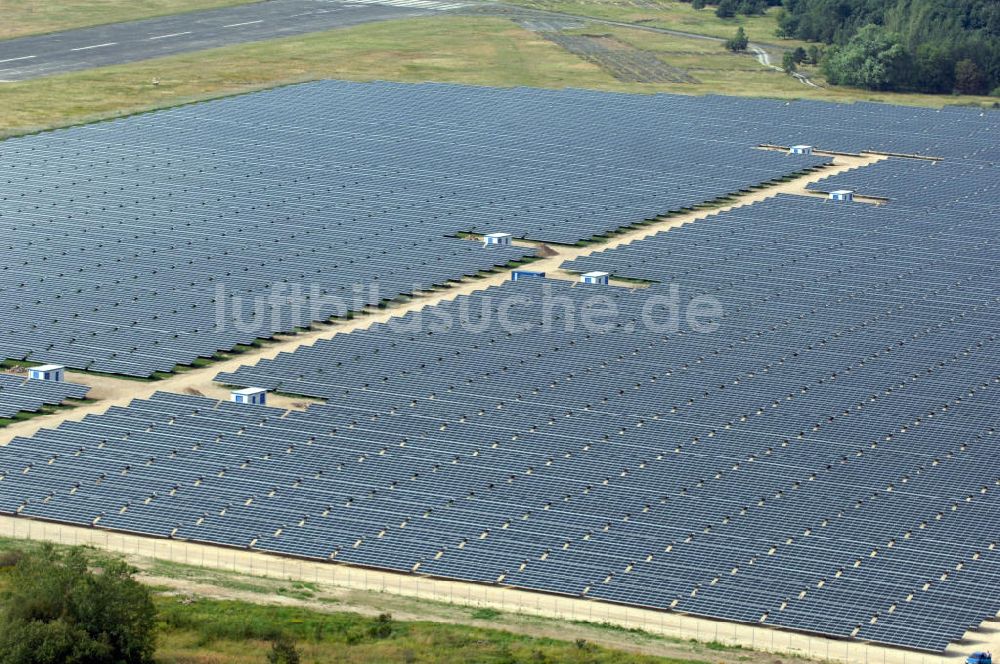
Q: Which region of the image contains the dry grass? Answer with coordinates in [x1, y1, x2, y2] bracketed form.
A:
[0, 0, 259, 40]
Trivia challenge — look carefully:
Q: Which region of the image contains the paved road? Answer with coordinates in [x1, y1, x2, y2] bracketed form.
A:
[0, 0, 467, 82]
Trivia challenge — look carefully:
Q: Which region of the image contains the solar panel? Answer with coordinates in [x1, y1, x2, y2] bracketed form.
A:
[0, 373, 89, 419]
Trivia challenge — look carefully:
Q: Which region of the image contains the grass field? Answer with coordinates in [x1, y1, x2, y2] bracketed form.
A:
[0, 0, 259, 40]
[0, 15, 995, 140]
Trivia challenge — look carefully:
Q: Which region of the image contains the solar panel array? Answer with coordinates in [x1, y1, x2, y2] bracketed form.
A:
[0, 374, 89, 419]
[3, 80, 1000, 650]
[0, 81, 843, 378]
[3, 237, 998, 651]
[807, 159, 1000, 215]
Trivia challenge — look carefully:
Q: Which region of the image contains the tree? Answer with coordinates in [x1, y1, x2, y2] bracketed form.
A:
[267, 636, 301, 664]
[0, 546, 156, 664]
[792, 46, 808, 64]
[737, 0, 767, 15]
[782, 50, 798, 73]
[692, 0, 706, 9]
[715, 0, 737, 18]
[910, 43, 955, 93]
[954, 59, 987, 95]
[821, 25, 908, 91]
[806, 44, 822, 65]
[726, 26, 749, 51]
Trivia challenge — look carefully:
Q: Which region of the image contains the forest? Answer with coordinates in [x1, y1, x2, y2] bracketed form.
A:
[776, 0, 1000, 94]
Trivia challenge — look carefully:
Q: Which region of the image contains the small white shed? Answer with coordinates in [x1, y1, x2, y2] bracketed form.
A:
[28, 364, 65, 382]
[581, 271, 610, 285]
[231, 387, 268, 406]
[483, 232, 512, 247]
[789, 145, 813, 155]
[829, 190, 854, 202]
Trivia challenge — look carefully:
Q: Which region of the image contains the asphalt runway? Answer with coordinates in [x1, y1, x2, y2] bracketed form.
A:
[0, 0, 467, 81]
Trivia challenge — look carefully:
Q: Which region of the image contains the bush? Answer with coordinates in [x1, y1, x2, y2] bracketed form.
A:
[736, 0, 767, 14]
[725, 26, 749, 52]
[0, 549, 25, 568]
[0, 545, 156, 664]
[715, 0, 736, 18]
[368, 613, 394, 639]
[782, 51, 798, 73]
[267, 636, 301, 664]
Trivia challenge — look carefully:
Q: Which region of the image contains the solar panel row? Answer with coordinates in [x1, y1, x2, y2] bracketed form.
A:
[0, 373, 90, 419]
[807, 159, 999, 216]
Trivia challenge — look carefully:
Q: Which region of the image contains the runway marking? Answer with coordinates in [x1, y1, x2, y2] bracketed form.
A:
[222, 20, 264, 28]
[148, 31, 192, 40]
[338, 0, 467, 9]
[70, 42, 116, 51]
[0, 55, 36, 64]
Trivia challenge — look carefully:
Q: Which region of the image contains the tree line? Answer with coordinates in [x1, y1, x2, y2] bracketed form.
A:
[684, 0, 998, 95]
[777, 0, 999, 94]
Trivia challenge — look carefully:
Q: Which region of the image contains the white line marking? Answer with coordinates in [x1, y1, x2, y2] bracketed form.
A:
[70, 42, 116, 51]
[148, 31, 192, 40]
[0, 55, 36, 64]
[222, 20, 264, 28]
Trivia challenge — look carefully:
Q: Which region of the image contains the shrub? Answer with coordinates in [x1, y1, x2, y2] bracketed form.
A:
[725, 26, 749, 52]
[267, 635, 301, 664]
